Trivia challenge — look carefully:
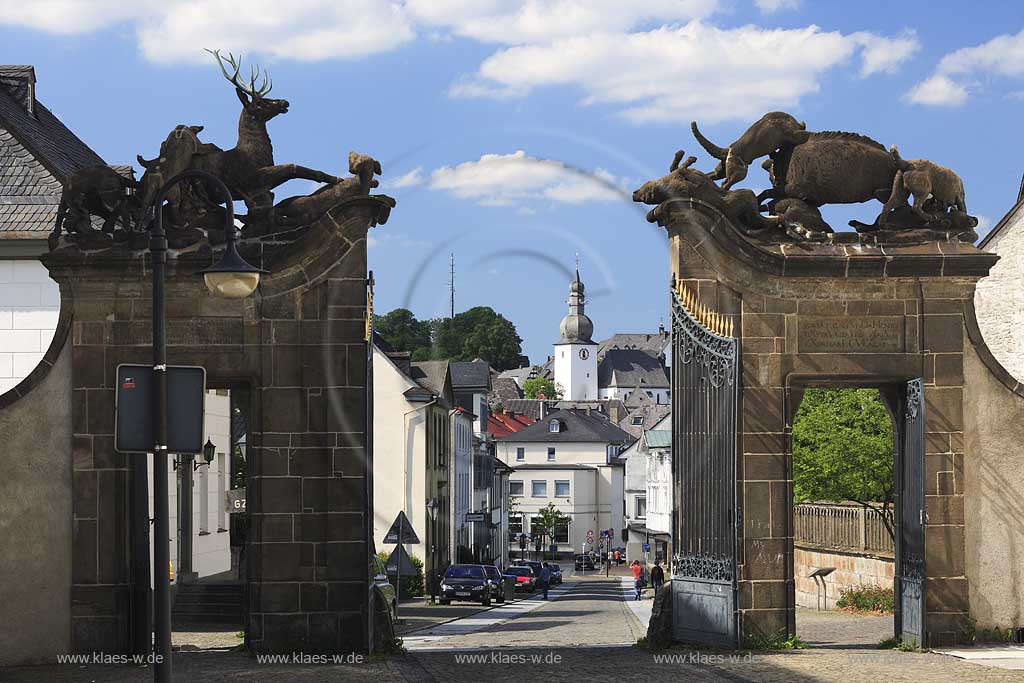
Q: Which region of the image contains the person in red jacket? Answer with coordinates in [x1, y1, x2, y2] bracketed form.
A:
[630, 560, 644, 600]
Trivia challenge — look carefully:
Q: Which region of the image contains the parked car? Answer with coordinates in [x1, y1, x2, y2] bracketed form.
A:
[504, 565, 536, 592]
[549, 563, 563, 584]
[439, 564, 492, 605]
[371, 555, 397, 620]
[512, 559, 544, 578]
[575, 554, 595, 571]
[482, 565, 508, 603]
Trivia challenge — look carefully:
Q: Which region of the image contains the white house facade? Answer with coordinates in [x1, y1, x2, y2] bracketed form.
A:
[976, 189, 1024, 381]
[495, 408, 630, 558]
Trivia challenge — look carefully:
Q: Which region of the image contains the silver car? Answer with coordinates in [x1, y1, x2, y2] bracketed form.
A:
[371, 555, 397, 620]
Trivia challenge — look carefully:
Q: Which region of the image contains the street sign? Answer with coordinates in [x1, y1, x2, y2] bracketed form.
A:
[383, 511, 420, 544]
[385, 544, 418, 575]
[226, 489, 246, 513]
[586, 529, 594, 544]
[642, 543, 650, 553]
[600, 530, 608, 539]
[114, 364, 206, 454]
[465, 512, 486, 523]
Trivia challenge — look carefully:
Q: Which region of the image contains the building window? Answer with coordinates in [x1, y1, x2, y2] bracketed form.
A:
[531, 480, 547, 497]
[509, 514, 523, 536]
[554, 518, 570, 544]
[636, 497, 647, 518]
[516, 447, 525, 461]
[631, 416, 644, 426]
[510, 480, 524, 497]
[555, 480, 570, 497]
[548, 419, 560, 433]
[547, 447, 556, 461]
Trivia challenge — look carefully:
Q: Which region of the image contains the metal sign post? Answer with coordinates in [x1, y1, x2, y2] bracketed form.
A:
[383, 511, 420, 622]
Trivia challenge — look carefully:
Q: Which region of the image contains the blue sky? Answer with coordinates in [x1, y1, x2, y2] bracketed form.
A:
[3, 0, 1023, 363]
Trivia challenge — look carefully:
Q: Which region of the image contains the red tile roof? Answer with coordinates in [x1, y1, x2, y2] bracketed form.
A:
[486, 411, 535, 437]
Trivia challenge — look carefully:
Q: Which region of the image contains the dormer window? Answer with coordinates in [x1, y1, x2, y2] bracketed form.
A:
[631, 416, 644, 426]
[548, 419, 561, 433]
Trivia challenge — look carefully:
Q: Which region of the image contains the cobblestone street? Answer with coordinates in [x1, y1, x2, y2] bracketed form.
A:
[4, 577, 1024, 682]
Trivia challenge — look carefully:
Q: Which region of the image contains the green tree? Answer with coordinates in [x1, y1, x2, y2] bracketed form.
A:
[373, 308, 433, 360]
[792, 388, 895, 541]
[432, 306, 523, 370]
[522, 377, 563, 400]
[533, 502, 569, 559]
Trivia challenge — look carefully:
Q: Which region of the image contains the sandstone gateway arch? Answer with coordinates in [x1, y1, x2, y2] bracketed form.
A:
[637, 111, 1024, 648]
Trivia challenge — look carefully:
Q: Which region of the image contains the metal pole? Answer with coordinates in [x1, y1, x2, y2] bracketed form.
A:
[151, 192, 171, 683]
[129, 455, 152, 656]
[395, 515, 402, 620]
[148, 170, 237, 683]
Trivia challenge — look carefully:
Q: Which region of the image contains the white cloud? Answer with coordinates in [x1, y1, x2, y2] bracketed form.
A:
[428, 151, 627, 206]
[755, 0, 799, 13]
[405, 0, 719, 45]
[384, 166, 425, 189]
[453, 22, 919, 122]
[908, 29, 1024, 107]
[906, 74, 968, 107]
[851, 31, 920, 77]
[0, 0, 414, 63]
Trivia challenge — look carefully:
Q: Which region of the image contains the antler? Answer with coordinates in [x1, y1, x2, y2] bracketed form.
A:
[205, 48, 273, 98]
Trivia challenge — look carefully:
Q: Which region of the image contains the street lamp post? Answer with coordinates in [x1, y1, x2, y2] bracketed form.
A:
[149, 170, 266, 683]
[426, 498, 440, 603]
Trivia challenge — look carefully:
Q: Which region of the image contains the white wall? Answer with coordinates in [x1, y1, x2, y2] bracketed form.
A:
[598, 386, 670, 405]
[646, 448, 672, 534]
[150, 390, 232, 583]
[976, 202, 1024, 382]
[451, 411, 473, 558]
[496, 439, 612, 467]
[372, 346, 431, 563]
[0, 259, 60, 395]
[554, 343, 596, 400]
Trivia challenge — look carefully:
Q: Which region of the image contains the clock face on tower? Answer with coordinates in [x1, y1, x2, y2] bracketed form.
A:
[578, 348, 590, 360]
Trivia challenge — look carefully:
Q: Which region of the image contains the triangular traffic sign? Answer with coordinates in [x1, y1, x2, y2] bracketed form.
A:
[385, 544, 419, 575]
[383, 511, 420, 544]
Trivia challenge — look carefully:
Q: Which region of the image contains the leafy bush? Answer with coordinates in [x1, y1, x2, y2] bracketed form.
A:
[837, 585, 894, 613]
[376, 551, 424, 599]
[742, 628, 808, 650]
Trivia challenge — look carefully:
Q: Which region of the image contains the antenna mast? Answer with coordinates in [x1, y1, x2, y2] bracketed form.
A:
[449, 252, 455, 319]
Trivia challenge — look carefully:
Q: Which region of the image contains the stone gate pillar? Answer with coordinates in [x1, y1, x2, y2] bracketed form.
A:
[657, 200, 996, 647]
[43, 195, 392, 655]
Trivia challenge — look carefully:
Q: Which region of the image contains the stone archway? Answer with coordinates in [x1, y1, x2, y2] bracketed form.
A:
[659, 199, 996, 648]
[41, 195, 391, 655]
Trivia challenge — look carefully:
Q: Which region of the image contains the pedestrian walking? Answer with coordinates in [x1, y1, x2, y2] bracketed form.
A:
[650, 561, 665, 594]
[630, 560, 644, 600]
[613, 549, 620, 565]
[539, 562, 552, 600]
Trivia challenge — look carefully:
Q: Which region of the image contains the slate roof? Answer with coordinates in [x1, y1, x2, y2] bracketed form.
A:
[597, 348, 670, 388]
[410, 360, 452, 406]
[0, 65, 107, 237]
[450, 360, 491, 391]
[496, 408, 632, 444]
[619, 404, 671, 439]
[501, 399, 553, 422]
[491, 376, 523, 404]
[596, 331, 669, 361]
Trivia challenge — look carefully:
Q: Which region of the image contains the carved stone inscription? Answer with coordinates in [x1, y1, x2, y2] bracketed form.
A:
[799, 316, 904, 353]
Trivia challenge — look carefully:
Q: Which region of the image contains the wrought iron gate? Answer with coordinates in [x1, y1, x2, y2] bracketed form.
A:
[669, 284, 740, 647]
[898, 378, 927, 647]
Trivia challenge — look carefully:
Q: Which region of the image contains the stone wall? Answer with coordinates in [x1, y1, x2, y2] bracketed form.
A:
[658, 200, 996, 647]
[794, 546, 895, 610]
[0, 325, 72, 664]
[42, 195, 389, 657]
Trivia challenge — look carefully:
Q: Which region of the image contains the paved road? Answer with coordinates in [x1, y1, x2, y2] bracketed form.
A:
[4, 577, 1024, 682]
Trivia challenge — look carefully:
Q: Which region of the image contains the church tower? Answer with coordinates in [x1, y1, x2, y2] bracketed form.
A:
[554, 270, 598, 400]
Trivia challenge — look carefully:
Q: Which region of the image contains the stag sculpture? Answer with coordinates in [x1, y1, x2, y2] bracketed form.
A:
[135, 50, 342, 234]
